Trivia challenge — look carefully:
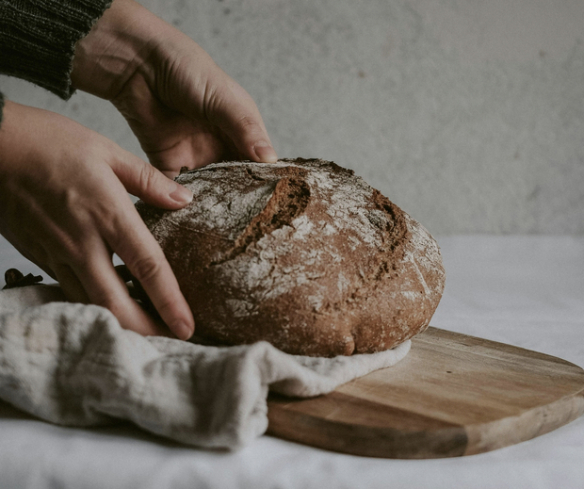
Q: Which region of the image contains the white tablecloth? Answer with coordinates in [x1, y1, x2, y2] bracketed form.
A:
[1, 235, 583, 489]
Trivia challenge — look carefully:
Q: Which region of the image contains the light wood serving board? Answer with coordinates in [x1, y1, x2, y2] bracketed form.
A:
[267, 327, 584, 459]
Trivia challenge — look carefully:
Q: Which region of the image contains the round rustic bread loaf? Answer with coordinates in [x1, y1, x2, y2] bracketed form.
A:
[136, 158, 445, 357]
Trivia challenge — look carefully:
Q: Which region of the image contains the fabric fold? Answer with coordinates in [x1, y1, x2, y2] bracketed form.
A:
[0, 285, 410, 449]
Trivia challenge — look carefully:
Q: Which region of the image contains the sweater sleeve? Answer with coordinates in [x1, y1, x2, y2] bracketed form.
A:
[0, 0, 111, 104]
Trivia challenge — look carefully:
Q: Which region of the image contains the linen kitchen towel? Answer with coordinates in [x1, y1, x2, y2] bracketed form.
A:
[0, 285, 409, 449]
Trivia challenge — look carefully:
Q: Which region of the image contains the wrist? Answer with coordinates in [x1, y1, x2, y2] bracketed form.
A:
[0, 102, 49, 166]
[0, 92, 5, 128]
[0, 100, 20, 157]
[71, 0, 167, 100]
[0, 101, 31, 184]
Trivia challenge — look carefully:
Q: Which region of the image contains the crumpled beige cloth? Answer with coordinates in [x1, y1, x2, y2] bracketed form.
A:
[0, 285, 410, 449]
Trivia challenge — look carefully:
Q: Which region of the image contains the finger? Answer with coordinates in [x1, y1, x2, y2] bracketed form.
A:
[67, 245, 173, 337]
[204, 77, 278, 163]
[105, 203, 195, 340]
[111, 149, 193, 209]
[52, 264, 90, 304]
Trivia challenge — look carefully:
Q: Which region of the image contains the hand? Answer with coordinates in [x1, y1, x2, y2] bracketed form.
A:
[0, 101, 195, 339]
[71, 0, 277, 177]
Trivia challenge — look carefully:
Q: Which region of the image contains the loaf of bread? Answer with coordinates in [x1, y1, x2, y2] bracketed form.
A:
[136, 158, 445, 357]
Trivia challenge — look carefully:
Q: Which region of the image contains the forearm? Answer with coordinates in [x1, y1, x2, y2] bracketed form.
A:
[0, 92, 4, 127]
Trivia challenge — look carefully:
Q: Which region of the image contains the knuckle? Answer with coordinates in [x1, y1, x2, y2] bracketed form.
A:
[128, 253, 164, 286]
[202, 83, 220, 123]
[103, 213, 125, 251]
[137, 163, 158, 195]
[238, 115, 261, 132]
[56, 236, 87, 266]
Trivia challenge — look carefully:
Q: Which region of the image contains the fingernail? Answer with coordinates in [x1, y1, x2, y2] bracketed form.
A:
[169, 182, 193, 205]
[174, 320, 194, 340]
[254, 142, 278, 163]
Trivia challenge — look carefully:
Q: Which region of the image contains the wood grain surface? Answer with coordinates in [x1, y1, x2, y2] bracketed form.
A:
[267, 327, 584, 458]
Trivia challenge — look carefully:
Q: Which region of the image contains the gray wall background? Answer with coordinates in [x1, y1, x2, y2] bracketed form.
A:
[1, 0, 583, 235]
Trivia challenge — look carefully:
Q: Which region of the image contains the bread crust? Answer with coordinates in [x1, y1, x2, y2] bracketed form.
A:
[136, 158, 445, 357]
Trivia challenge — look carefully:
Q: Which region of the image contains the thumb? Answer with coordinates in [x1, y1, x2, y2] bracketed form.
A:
[112, 150, 193, 209]
[207, 77, 278, 163]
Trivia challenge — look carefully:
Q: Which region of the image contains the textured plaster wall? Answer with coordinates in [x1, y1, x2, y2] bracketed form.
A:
[1, 0, 583, 234]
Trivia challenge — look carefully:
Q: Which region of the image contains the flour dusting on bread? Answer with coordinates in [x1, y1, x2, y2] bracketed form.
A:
[136, 158, 445, 357]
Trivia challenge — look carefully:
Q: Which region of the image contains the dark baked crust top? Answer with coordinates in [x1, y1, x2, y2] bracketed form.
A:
[136, 158, 445, 356]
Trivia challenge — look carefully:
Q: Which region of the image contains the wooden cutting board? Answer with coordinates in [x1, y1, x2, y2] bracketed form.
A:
[267, 327, 584, 458]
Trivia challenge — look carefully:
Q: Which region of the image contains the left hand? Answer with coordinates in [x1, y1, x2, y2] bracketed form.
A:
[71, 0, 277, 178]
[0, 101, 195, 339]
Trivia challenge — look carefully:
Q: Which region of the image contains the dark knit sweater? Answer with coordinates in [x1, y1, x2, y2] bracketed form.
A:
[0, 0, 112, 126]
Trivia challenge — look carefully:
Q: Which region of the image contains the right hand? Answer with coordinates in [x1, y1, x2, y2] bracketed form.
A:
[0, 101, 195, 339]
[71, 0, 278, 178]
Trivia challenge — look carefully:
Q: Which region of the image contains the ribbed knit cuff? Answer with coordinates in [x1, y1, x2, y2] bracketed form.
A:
[0, 0, 112, 100]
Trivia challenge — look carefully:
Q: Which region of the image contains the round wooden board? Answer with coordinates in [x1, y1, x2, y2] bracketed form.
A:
[267, 327, 584, 458]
